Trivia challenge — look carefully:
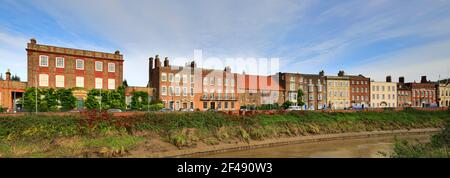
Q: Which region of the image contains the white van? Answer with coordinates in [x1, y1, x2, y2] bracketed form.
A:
[287, 106, 302, 111]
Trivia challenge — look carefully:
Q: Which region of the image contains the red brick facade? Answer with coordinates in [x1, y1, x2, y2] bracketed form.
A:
[348, 75, 370, 108]
[26, 39, 123, 93]
[148, 56, 240, 111]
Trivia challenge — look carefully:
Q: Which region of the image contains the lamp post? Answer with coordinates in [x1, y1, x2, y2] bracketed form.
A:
[35, 74, 37, 114]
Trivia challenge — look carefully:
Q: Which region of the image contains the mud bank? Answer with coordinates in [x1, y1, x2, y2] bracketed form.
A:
[126, 128, 440, 158]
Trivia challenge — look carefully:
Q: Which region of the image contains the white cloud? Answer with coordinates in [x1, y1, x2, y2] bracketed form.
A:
[349, 39, 450, 82]
[26, 0, 312, 85]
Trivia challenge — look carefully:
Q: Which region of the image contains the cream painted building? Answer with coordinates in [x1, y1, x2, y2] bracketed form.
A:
[438, 82, 450, 107]
[370, 81, 397, 108]
[326, 76, 350, 109]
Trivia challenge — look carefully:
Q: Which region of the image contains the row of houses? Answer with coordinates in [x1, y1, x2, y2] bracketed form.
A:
[150, 56, 450, 111]
[1, 39, 450, 112]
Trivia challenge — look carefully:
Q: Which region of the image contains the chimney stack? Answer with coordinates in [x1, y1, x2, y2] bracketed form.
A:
[190, 61, 196, 68]
[148, 57, 154, 87]
[338, 70, 345, 77]
[149, 57, 154, 70]
[319, 70, 325, 77]
[399, 76, 405, 83]
[155, 55, 161, 68]
[386, 75, 392, 82]
[164, 57, 169, 67]
[5, 69, 11, 81]
[421, 76, 427, 83]
[224, 66, 231, 73]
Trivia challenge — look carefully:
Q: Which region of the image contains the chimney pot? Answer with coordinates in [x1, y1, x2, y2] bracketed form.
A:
[399, 77, 405, 83]
[421, 76, 427, 83]
[386, 75, 392, 82]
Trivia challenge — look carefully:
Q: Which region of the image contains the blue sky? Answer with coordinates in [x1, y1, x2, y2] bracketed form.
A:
[1, 0, 450, 86]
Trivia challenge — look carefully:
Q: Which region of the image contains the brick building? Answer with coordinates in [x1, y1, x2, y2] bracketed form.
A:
[125, 86, 154, 108]
[0, 69, 27, 112]
[238, 74, 284, 108]
[26, 39, 124, 102]
[347, 74, 370, 108]
[279, 71, 327, 110]
[148, 56, 240, 111]
[407, 76, 437, 107]
[397, 76, 412, 107]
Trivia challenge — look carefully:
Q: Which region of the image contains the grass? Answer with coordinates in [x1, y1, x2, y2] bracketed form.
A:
[382, 121, 450, 158]
[0, 109, 448, 157]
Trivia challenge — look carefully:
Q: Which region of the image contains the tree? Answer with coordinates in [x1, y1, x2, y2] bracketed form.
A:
[282, 101, 293, 109]
[58, 88, 76, 111]
[297, 89, 305, 107]
[130, 91, 148, 110]
[122, 80, 129, 87]
[21, 87, 76, 112]
[85, 86, 127, 110]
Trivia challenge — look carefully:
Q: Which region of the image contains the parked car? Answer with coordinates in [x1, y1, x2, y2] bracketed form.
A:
[107, 109, 122, 113]
[180, 108, 194, 112]
[207, 108, 218, 112]
[159, 108, 172, 112]
[287, 106, 302, 111]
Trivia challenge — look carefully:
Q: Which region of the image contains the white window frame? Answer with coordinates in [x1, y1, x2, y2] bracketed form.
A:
[175, 86, 180, 96]
[161, 73, 167, 82]
[182, 75, 188, 84]
[39, 74, 49, 87]
[169, 73, 174, 82]
[55, 57, 64, 68]
[169, 86, 174, 96]
[183, 87, 187, 96]
[95, 78, 103, 89]
[76, 76, 84, 88]
[76, 59, 84, 70]
[161, 86, 167, 96]
[108, 79, 115, 90]
[108, 63, 115, 72]
[55, 75, 65, 88]
[39, 55, 49, 67]
[175, 74, 180, 83]
[95, 61, 103, 72]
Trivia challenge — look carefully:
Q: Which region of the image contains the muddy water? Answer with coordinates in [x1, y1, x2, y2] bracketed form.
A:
[191, 134, 432, 158]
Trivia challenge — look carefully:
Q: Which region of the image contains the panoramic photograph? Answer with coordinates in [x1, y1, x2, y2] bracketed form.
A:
[0, 0, 449, 165]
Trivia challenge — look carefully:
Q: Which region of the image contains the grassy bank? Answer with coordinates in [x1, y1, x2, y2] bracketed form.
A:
[383, 122, 450, 158]
[0, 109, 449, 157]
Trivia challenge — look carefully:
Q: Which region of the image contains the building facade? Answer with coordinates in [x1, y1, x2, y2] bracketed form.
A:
[438, 81, 450, 107]
[397, 76, 412, 107]
[238, 74, 283, 108]
[407, 76, 437, 107]
[0, 70, 27, 112]
[26, 39, 124, 100]
[148, 56, 240, 111]
[348, 74, 370, 108]
[370, 78, 397, 108]
[279, 71, 327, 110]
[326, 72, 350, 110]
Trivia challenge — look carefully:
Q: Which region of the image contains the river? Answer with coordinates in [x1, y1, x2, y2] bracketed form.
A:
[189, 133, 432, 158]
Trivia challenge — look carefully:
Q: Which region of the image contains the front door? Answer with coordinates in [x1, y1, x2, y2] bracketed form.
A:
[210, 102, 216, 110]
[77, 98, 84, 111]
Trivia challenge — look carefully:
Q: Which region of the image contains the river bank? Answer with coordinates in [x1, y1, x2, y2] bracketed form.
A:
[129, 128, 440, 158]
[0, 109, 448, 157]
